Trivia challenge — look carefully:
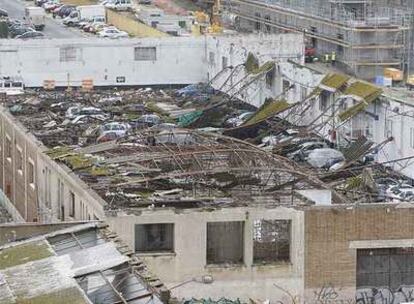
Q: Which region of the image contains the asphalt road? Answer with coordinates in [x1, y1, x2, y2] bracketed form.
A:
[0, 0, 83, 38]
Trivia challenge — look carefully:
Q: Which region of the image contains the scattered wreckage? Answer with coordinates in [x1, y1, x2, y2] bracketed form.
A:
[3, 79, 409, 206]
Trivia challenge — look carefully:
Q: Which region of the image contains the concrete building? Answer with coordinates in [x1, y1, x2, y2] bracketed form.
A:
[0, 34, 303, 88]
[225, 0, 412, 79]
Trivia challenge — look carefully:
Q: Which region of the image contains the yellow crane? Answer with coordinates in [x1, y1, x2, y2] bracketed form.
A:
[192, 0, 223, 35]
[209, 0, 223, 33]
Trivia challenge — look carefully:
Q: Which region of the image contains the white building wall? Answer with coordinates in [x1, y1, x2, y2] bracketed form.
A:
[0, 34, 305, 91]
[0, 37, 207, 87]
[207, 33, 305, 107]
[373, 97, 414, 179]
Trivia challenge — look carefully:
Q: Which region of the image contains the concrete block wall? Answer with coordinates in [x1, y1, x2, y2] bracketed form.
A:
[0, 108, 107, 223]
[106, 206, 305, 301]
[0, 37, 207, 87]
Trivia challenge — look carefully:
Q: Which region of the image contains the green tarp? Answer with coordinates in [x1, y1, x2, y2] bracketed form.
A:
[177, 110, 204, 127]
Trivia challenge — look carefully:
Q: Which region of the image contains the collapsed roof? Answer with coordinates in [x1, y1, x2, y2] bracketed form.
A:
[0, 222, 167, 304]
[5, 87, 344, 211]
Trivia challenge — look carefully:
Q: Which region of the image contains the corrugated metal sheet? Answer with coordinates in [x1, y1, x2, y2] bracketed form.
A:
[242, 99, 290, 127]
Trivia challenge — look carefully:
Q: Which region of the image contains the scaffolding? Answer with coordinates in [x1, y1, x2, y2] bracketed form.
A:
[227, 0, 413, 79]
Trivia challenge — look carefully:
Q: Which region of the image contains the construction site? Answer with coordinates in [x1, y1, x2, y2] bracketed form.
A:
[223, 0, 414, 80]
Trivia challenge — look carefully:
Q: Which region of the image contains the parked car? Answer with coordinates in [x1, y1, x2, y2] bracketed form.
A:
[225, 111, 254, 128]
[387, 185, 414, 201]
[306, 148, 345, 169]
[133, 114, 161, 128]
[58, 5, 76, 18]
[15, 31, 44, 39]
[287, 141, 328, 161]
[35, 0, 49, 7]
[0, 8, 8, 17]
[176, 83, 215, 97]
[83, 21, 105, 32]
[97, 122, 131, 141]
[43, 1, 61, 13]
[90, 23, 109, 33]
[98, 27, 129, 38]
[10, 26, 35, 38]
[105, 0, 133, 11]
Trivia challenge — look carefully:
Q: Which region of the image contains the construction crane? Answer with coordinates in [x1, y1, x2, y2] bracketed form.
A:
[209, 0, 223, 33]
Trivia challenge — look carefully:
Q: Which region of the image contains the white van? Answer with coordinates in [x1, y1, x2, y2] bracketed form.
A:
[25, 7, 46, 31]
[105, 0, 133, 11]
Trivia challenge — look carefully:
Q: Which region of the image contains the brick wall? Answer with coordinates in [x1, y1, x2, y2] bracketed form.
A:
[304, 206, 414, 292]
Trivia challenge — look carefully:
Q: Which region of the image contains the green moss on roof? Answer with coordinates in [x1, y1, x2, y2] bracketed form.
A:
[343, 81, 382, 103]
[145, 101, 168, 116]
[0, 241, 53, 270]
[16, 287, 87, 304]
[345, 176, 363, 190]
[86, 165, 111, 176]
[245, 52, 259, 73]
[338, 101, 368, 122]
[242, 99, 290, 126]
[46, 147, 73, 159]
[337, 81, 382, 121]
[63, 154, 93, 170]
[250, 61, 275, 75]
[320, 73, 350, 90]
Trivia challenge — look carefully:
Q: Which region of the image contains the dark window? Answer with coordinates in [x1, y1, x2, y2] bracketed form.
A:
[28, 161, 34, 185]
[135, 224, 174, 253]
[266, 68, 275, 89]
[254, 12, 261, 31]
[5, 136, 11, 159]
[310, 26, 317, 48]
[282, 79, 291, 91]
[222, 56, 228, 70]
[209, 51, 215, 66]
[134, 47, 156, 61]
[264, 15, 271, 33]
[207, 221, 244, 265]
[6, 184, 11, 199]
[253, 220, 290, 264]
[69, 191, 75, 218]
[60, 47, 79, 62]
[357, 248, 414, 290]
[337, 33, 344, 55]
[319, 91, 329, 111]
[16, 148, 23, 172]
[58, 180, 64, 221]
